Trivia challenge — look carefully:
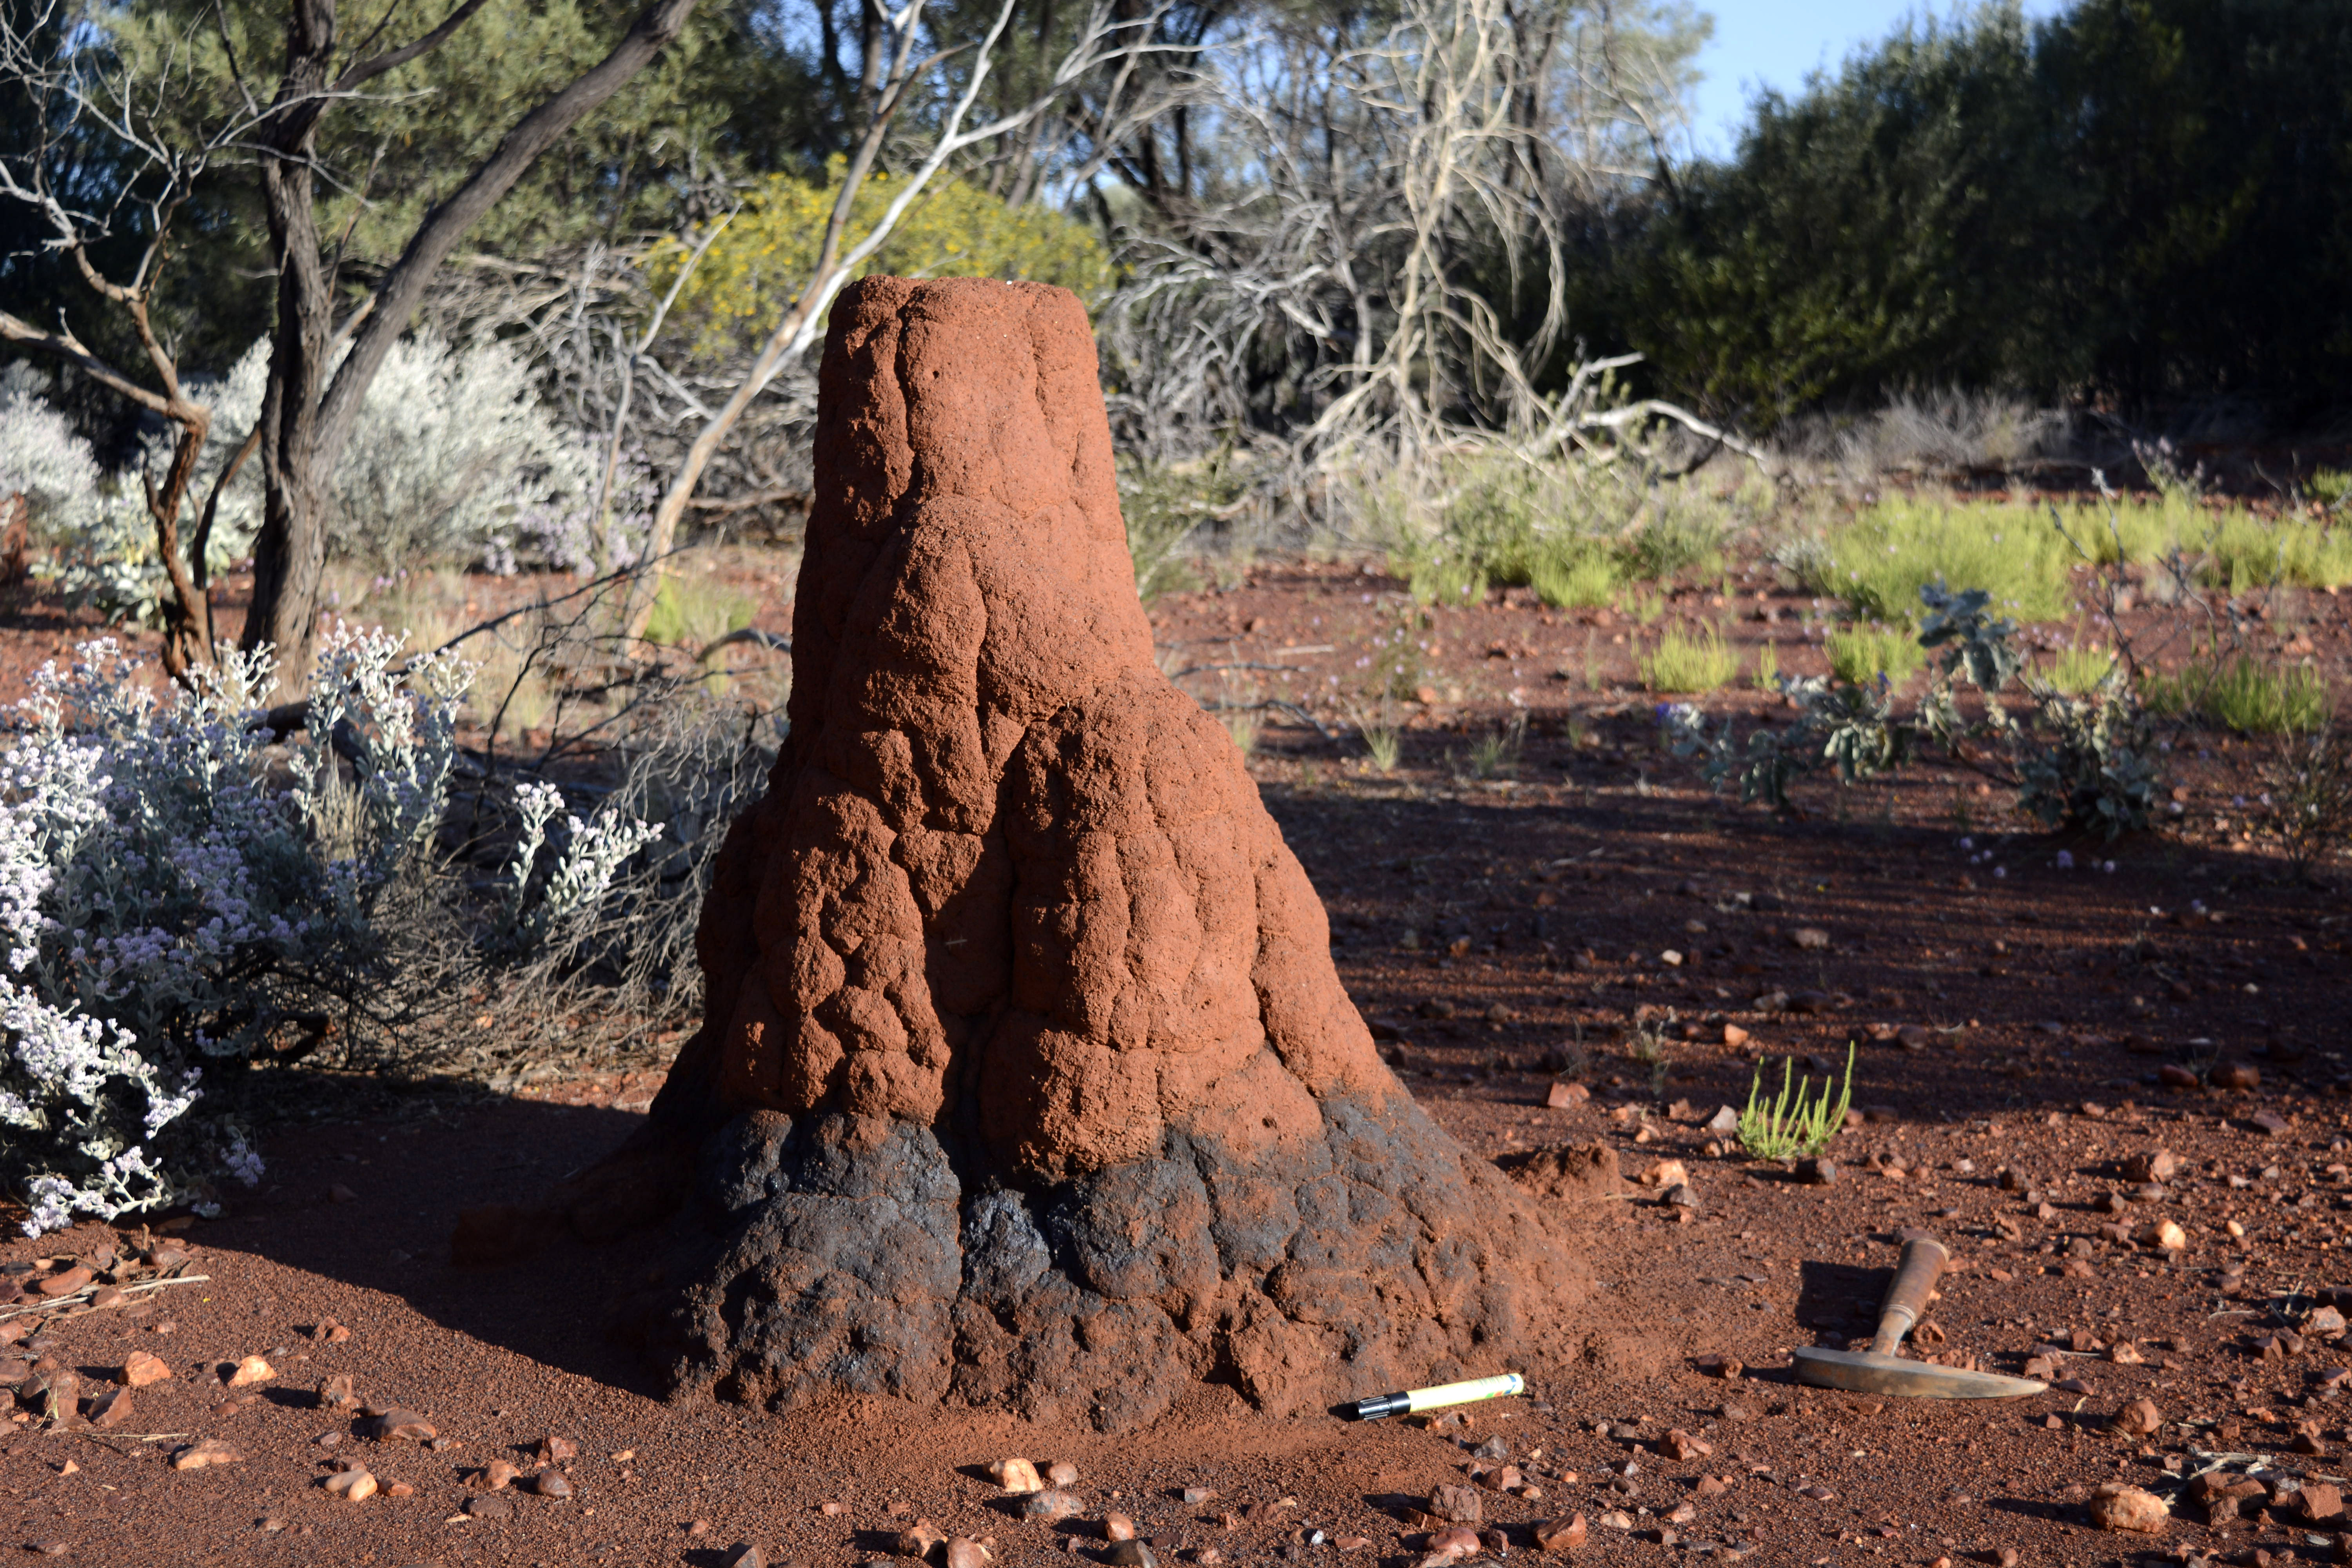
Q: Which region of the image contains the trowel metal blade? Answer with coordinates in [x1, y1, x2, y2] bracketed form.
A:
[1791, 1347, 2047, 1400]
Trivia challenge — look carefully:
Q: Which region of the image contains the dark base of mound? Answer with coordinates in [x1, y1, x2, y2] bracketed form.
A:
[619, 1096, 1581, 1431]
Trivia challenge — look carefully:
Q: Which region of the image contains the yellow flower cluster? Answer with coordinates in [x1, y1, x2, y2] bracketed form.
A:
[652, 164, 1114, 358]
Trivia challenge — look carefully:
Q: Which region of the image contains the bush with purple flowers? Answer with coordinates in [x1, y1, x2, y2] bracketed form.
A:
[0, 630, 659, 1234]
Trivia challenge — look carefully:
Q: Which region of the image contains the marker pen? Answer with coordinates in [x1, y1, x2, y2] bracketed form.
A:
[1343, 1372, 1526, 1421]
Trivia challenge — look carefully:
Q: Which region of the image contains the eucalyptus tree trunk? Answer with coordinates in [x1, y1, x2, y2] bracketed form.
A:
[243, 0, 705, 685]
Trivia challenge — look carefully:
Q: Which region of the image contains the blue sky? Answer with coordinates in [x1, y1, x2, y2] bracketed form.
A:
[1687, 0, 2067, 156]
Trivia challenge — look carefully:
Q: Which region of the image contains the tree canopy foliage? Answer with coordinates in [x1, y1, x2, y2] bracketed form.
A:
[1592, 0, 2352, 423]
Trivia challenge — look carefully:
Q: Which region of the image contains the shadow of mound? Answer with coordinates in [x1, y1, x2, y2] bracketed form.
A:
[192, 1085, 667, 1396]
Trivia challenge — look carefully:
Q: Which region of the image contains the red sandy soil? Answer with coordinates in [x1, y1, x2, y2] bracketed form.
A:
[0, 555, 2346, 1566]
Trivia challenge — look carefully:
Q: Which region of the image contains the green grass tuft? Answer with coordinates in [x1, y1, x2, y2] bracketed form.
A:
[1818, 499, 2077, 625]
[2045, 642, 2118, 695]
[1826, 623, 1925, 685]
[1527, 545, 1620, 608]
[1738, 1044, 1854, 1160]
[2143, 655, 2330, 734]
[2201, 512, 2352, 592]
[1641, 625, 1739, 693]
[2201, 657, 2329, 734]
[1349, 700, 1403, 772]
[643, 575, 757, 649]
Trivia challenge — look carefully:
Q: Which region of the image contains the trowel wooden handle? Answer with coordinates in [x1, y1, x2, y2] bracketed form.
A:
[1869, 1236, 1949, 1356]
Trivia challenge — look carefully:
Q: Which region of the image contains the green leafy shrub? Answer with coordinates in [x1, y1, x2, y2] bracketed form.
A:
[1120, 458, 1245, 603]
[652, 163, 1115, 358]
[1617, 505, 1726, 581]
[1379, 452, 1724, 606]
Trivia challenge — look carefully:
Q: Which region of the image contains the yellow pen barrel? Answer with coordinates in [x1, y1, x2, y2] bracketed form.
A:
[1402, 1373, 1526, 1413]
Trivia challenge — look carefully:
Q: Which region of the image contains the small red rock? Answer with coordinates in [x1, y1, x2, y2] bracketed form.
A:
[532, 1470, 573, 1499]
[2114, 1398, 2162, 1437]
[989, 1457, 1042, 1494]
[1532, 1515, 1588, 1552]
[171, 1438, 241, 1471]
[1426, 1525, 1481, 1560]
[363, 1408, 436, 1441]
[2088, 1483, 2167, 1534]
[33, 1266, 92, 1299]
[1662, 1429, 1711, 1462]
[120, 1351, 171, 1389]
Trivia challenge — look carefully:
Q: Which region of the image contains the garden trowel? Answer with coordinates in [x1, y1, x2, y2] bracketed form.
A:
[1791, 1235, 2046, 1400]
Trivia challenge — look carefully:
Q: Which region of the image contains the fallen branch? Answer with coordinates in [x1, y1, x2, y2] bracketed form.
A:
[686, 488, 809, 515]
[0, 1273, 211, 1322]
[695, 627, 790, 663]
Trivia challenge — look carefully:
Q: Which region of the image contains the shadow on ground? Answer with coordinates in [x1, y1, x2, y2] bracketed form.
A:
[200, 1084, 665, 1396]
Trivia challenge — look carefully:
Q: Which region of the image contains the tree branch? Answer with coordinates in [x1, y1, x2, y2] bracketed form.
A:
[334, 0, 493, 92]
[0, 310, 181, 421]
[315, 0, 702, 468]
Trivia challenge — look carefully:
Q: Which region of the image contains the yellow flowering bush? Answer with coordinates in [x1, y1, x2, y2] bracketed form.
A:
[653, 164, 1114, 358]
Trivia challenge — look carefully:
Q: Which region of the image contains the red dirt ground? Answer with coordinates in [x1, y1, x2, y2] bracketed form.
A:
[0, 555, 2346, 1568]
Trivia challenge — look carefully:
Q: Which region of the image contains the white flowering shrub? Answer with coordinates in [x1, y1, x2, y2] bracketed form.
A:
[0, 368, 104, 537]
[496, 779, 664, 953]
[0, 630, 661, 1234]
[37, 331, 597, 622]
[319, 332, 595, 575]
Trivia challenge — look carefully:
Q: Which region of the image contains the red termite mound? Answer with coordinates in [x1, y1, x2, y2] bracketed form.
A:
[608, 276, 1583, 1429]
